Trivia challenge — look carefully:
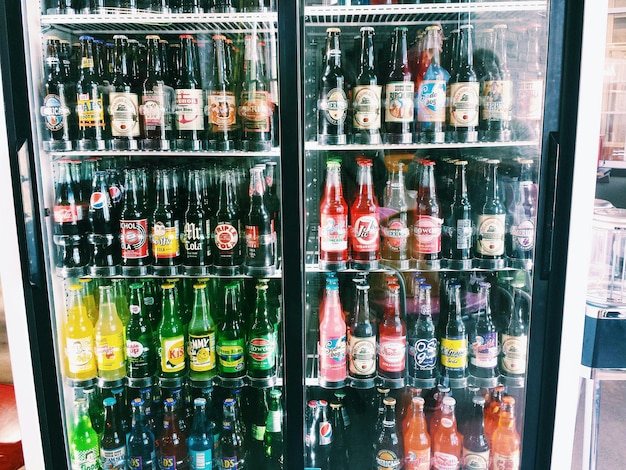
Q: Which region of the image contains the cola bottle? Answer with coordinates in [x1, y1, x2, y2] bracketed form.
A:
[212, 171, 244, 276]
[88, 170, 120, 276]
[182, 169, 211, 276]
[151, 169, 181, 276]
[245, 167, 275, 276]
[120, 167, 150, 276]
[373, 398, 403, 470]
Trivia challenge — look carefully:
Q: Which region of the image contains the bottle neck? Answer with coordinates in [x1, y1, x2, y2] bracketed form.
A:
[384, 289, 401, 322]
[358, 32, 375, 75]
[356, 164, 374, 201]
[324, 166, 343, 201]
[391, 30, 409, 77]
[355, 287, 371, 324]
[418, 288, 432, 320]
[162, 288, 177, 321]
[124, 170, 141, 208]
[455, 165, 468, 200]
[458, 27, 474, 69]
[326, 33, 342, 68]
[487, 164, 500, 201]
[145, 40, 162, 80]
[156, 170, 171, 206]
[448, 286, 462, 321]
[181, 38, 197, 81]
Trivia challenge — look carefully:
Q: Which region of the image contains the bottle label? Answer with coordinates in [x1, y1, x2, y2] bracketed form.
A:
[375, 449, 402, 469]
[432, 452, 460, 470]
[320, 214, 348, 252]
[214, 222, 239, 252]
[207, 90, 236, 131]
[267, 410, 282, 433]
[500, 334, 527, 374]
[378, 335, 406, 372]
[352, 85, 382, 130]
[41, 94, 70, 132]
[252, 423, 266, 441]
[349, 335, 376, 376]
[158, 455, 179, 470]
[160, 336, 185, 372]
[54, 204, 81, 224]
[320, 335, 347, 369]
[516, 79, 543, 120]
[77, 93, 105, 129]
[417, 79, 446, 123]
[319, 420, 333, 445]
[462, 449, 490, 470]
[100, 446, 126, 470]
[152, 221, 180, 259]
[245, 225, 274, 250]
[81, 58, 94, 69]
[511, 219, 535, 252]
[319, 87, 348, 126]
[471, 332, 498, 368]
[492, 451, 520, 470]
[66, 336, 95, 374]
[189, 449, 212, 469]
[95, 332, 125, 371]
[183, 222, 208, 262]
[409, 337, 437, 371]
[219, 456, 239, 469]
[476, 214, 505, 256]
[189, 332, 217, 372]
[120, 219, 149, 259]
[71, 447, 100, 470]
[440, 337, 468, 369]
[216, 339, 245, 373]
[449, 82, 480, 127]
[141, 88, 166, 130]
[351, 214, 380, 253]
[126, 339, 146, 361]
[405, 448, 430, 470]
[109, 91, 140, 137]
[176, 88, 205, 131]
[382, 217, 410, 253]
[239, 90, 273, 132]
[248, 334, 276, 371]
[413, 215, 442, 254]
[481, 80, 512, 122]
[384, 81, 414, 123]
[128, 453, 156, 469]
[456, 218, 473, 250]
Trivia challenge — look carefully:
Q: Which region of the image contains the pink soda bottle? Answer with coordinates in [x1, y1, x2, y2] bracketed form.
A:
[319, 276, 347, 388]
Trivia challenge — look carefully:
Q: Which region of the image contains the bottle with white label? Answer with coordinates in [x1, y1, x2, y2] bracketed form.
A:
[384, 26, 414, 144]
[461, 396, 490, 470]
[500, 285, 528, 383]
[475, 159, 506, 269]
[318, 27, 348, 145]
[352, 26, 382, 145]
[348, 282, 377, 388]
[469, 282, 499, 386]
[175, 34, 205, 150]
[491, 396, 521, 470]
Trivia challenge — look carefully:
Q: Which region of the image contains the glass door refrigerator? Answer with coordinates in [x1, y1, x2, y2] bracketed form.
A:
[0, 0, 292, 468]
[295, 1, 581, 469]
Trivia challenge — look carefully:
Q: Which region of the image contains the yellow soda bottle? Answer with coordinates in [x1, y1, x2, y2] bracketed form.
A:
[64, 284, 97, 382]
[95, 285, 126, 381]
[79, 278, 99, 326]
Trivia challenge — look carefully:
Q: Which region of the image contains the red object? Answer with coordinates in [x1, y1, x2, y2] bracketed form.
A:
[350, 159, 380, 264]
[319, 162, 349, 267]
[0, 384, 24, 470]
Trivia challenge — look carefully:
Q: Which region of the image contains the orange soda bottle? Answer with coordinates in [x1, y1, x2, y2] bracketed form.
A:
[428, 385, 450, 438]
[403, 396, 430, 470]
[491, 396, 521, 470]
[431, 396, 462, 470]
[483, 384, 505, 446]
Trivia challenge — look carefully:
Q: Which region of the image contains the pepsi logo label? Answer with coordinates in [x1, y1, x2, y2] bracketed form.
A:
[90, 191, 108, 210]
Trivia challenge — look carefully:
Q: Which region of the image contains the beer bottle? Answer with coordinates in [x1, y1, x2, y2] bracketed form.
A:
[188, 283, 217, 383]
[431, 397, 462, 470]
[216, 284, 246, 382]
[500, 285, 528, 381]
[318, 28, 348, 145]
[158, 283, 187, 380]
[417, 25, 449, 144]
[265, 161, 281, 266]
[108, 35, 140, 150]
[245, 167, 275, 275]
[319, 160, 349, 271]
[64, 284, 97, 382]
[352, 26, 382, 145]
[42, 38, 74, 151]
[248, 387, 268, 466]
[140, 35, 173, 150]
[264, 389, 284, 469]
[385, 27, 414, 144]
[95, 285, 126, 382]
[443, 160, 473, 269]
[449, 24, 479, 143]
[70, 398, 101, 470]
[469, 282, 499, 385]
[475, 159, 506, 268]
[350, 158, 380, 270]
[461, 396, 489, 470]
[239, 34, 274, 151]
[175, 34, 204, 151]
[263, 34, 280, 148]
[75, 35, 107, 150]
[212, 171, 244, 275]
[403, 396, 430, 470]
[159, 397, 188, 470]
[318, 276, 347, 388]
[247, 282, 277, 384]
[407, 283, 438, 388]
[378, 283, 407, 382]
[88, 170, 120, 276]
[127, 398, 157, 470]
[219, 398, 247, 469]
[183, 169, 211, 276]
[516, 24, 544, 140]
[126, 283, 156, 381]
[508, 159, 537, 268]
[151, 169, 181, 276]
[440, 283, 468, 384]
[373, 397, 403, 470]
[207, 35, 237, 151]
[491, 396, 521, 470]
[100, 397, 126, 470]
[120, 168, 151, 276]
[187, 397, 213, 470]
[413, 160, 442, 269]
[480, 24, 513, 142]
[381, 162, 410, 269]
[348, 282, 377, 387]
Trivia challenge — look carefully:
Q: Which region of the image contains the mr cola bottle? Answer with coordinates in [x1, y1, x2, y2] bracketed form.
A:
[182, 169, 211, 276]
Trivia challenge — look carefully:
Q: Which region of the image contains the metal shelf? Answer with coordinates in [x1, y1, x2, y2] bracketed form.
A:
[48, 148, 281, 159]
[303, 1, 548, 26]
[304, 140, 539, 152]
[40, 11, 278, 35]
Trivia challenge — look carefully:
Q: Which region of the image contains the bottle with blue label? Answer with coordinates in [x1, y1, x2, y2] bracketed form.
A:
[127, 398, 157, 470]
[407, 283, 438, 388]
[218, 398, 247, 470]
[187, 398, 213, 470]
[100, 397, 126, 470]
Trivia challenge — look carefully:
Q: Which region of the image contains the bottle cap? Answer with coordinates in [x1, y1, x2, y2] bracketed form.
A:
[326, 27, 341, 34]
[194, 397, 207, 407]
[146, 35, 161, 40]
[383, 397, 396, 406]
[131, 398, 144, 408]
[79, 35, 94, 42]
[68, 284, 81, 292]
[442, 396, 456, 407]
[103, 397, 116, 407]
[472, 396, 486, 406]
[412, 397, 425, 406]
[112, 35, 128, 41]
[360, 26, 374, 33]
[270, 389, 282, 399]
[180, 34, 195, 40]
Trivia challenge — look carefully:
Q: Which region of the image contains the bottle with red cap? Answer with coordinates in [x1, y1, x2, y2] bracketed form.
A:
[350, 158, 380, 270]
[319, 160, 349, 271]
[378, 283, 407, 385]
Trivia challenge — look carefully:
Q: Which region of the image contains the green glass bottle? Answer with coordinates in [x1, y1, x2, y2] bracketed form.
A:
[247, 282, 277, 383]
[188, 283, 217, 382]
[216, 283, 246, 380]
[126, 283, 157, 380]
[70, 398, 101, 470]
[264, 389, 284, 469]
[158, 283, 187, 379]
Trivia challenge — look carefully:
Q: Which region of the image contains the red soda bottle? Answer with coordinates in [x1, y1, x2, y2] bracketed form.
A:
[319, 160, 349, 271]
[378, 283, 407, 385]
[318, 276, 347, 388]
[350, 158, 380, 270]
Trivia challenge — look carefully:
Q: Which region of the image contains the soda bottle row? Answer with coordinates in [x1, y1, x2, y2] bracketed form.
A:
[314, 22, 544, 145]
[305, 384, 522, 470]
[318, 155, 536, 272]
[70, 381, 284, 470]
[63, 277, 282, 388]
[46, 0, 275, 15]
[41, 32, 279, 152]
[53, 157, 280, 277]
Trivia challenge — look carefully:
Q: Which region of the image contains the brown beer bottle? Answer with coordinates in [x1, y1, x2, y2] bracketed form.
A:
[384, 27, 414, 144]
[318, 28, 348, 145]
[352, 26, 382, 145]
[208, 35, 238, 151]
[175, 34, 204, 150]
